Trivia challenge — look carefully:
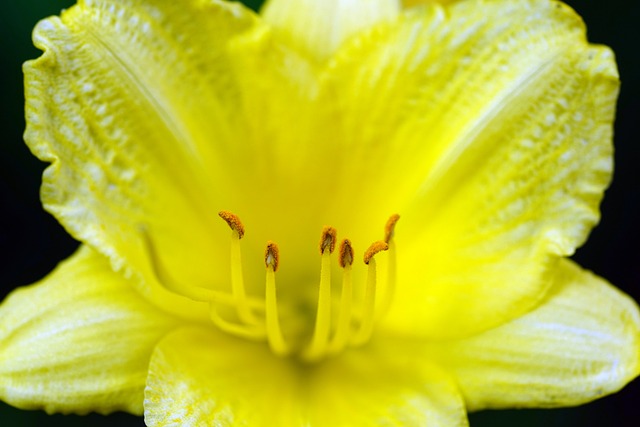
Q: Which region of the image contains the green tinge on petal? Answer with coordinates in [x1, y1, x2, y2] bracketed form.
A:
[323, 0, 618, 338]
[425, 259, 640, 411]
[0, 246, 180, 415]
[145, 328, 468, 427]
[261, 0, 399, 61]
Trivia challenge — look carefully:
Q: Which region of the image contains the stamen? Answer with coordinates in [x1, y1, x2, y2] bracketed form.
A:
[380, 214, 400, 317]
[146, 211, 402, 360]
[265, 242, 289, 355]
[304, 227, 337, 361]
[218, 211, 258, 325]
[353, 240, 388, 346]
[329, 239, 354, 354]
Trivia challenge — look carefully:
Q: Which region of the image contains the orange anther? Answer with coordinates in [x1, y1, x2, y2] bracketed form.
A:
[265, 241, 280, 272]
[364, 241, 389, 265]
[339, 239, 354, 268]
[218, 210, 245, 238]
[319, 226, 338, 254]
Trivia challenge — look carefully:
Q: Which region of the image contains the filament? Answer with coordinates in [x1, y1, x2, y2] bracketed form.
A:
[379, 214, 400, 317]
[353, 241, 388, 346]
[328, 239, 354, 354]
[265, 242, 290, 355]
[303, 227, 337, 361]
[148, 210, 401, 361]
[210, 306, 265, 340]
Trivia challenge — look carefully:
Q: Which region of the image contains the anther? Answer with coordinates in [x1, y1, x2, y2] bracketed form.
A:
[218, 210, 245, 238]
[384, 214, 400, 244]
[339, 239, 354, 268]
[265, 241, 280, 272]
[320, 226, 337, 254]
[364, 241, 389, 264]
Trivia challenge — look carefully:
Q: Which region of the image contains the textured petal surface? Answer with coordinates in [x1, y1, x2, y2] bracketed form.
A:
[403, 0, 458, 6]
[23, 0, 620, 344]
[23, 0, 260, 316]
[261, 0, 399, 61]
[321, 0, 618, 338]
[144, 328, 468, 427]
[423, 259, 640, 410]
[0, 246, 180, 415]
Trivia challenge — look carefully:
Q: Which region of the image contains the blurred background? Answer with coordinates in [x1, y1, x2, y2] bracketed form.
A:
[1, 0, 638, 425]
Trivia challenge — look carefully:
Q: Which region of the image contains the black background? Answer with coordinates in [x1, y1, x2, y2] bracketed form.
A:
[1, 0, 638, 425]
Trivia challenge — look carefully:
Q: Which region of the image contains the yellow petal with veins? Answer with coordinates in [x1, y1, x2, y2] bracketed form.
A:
[322, 0, 617, 338]
[423, 259, 640, 410]
[22, 0, 620, 351]
[0, 246, 179, 415]
[8, 0, 638, 422]
[24, 0, 261, 317]
[144, 327, 468, 426]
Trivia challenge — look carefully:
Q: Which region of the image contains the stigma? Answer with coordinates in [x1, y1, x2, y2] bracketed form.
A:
[148, 210, 400, 362]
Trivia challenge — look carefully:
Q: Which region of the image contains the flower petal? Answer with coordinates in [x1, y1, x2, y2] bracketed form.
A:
[403, 0, 458, 7]
[0, 246, 180, 415]
[145, 328, 468, 426]
[424, 259, 640, 411]
[261, 0, 399, 61]
[23, 0, 260, 315]
[323, 0, 618, 338]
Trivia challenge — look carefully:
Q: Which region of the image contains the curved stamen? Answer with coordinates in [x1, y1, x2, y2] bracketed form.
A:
[218, 211, 260, 325]
[140, 224, 265, 310]
[353, 240, 388, 346]
[265, 242, 290, 356]
[304, 226, 337, 361]
[379, 214, 400, 317]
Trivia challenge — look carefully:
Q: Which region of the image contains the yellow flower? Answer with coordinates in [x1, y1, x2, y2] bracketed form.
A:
[1, 0, 638, 425]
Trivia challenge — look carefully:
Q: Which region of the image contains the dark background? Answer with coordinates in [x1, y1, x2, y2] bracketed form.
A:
[1, 0, 638, 425]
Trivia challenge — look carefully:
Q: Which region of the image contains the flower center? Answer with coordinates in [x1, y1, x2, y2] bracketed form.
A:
[145, 211, 400, 362]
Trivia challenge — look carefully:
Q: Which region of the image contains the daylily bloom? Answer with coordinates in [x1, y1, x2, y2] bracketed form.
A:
[1, 0, 638, 425]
